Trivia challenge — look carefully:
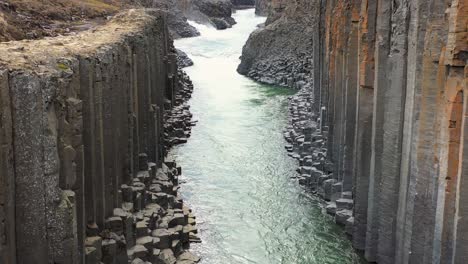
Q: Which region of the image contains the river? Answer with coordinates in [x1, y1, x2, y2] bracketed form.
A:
[171, 9, 363, 264]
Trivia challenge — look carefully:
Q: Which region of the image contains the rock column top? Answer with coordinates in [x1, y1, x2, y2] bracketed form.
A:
[0, 9, 166, 72]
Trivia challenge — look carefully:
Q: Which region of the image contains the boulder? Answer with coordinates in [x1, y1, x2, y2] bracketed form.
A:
[157, 249, 177, 264]
[153, 229, 173, 249]
[177, 251, 200, 263]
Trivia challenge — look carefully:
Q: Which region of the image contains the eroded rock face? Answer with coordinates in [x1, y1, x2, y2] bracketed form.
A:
[176, 49, 194, 68]
[0, 9, 200, 264]
[238, 0, 315, 90]
[254, 0, 270, 15]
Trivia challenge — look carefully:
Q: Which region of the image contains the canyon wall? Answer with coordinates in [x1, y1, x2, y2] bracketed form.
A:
[247, 0, 468, 263]
[0, 9, 199, 264]
[238, 0, 313, 90]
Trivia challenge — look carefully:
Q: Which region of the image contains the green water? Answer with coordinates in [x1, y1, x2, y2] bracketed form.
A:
[171, 9, 363, 264]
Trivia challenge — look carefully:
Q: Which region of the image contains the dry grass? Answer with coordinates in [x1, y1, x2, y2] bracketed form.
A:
[0, 0, 139, 41]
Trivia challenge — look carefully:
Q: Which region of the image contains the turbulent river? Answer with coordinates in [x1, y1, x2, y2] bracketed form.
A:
[171, 9, 363, 264]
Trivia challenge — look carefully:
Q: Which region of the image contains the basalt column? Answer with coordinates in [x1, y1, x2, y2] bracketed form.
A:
[372, 2, 409, 263]
[395, 1, 449, 263]
[298, 0, 467, 263]
[0, 69, 16, 264]
[0, 9, 196, 263]
[352, 0, 376, 252]
[319, 0, 360, 205]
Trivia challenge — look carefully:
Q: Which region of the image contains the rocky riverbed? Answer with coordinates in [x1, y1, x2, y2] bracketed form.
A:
[283, 87, 355, 234]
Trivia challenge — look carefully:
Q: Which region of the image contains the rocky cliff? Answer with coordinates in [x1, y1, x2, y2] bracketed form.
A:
[238, 0, 313, 90]
[177, 0, 236, 30]
[246, 0, 468, 263]
[0, 9, 200, 264]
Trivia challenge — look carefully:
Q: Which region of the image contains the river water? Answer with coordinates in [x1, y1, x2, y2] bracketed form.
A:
[172, 9, 363, 264]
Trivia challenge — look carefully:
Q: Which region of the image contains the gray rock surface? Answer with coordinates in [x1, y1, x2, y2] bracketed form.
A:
[182, 0, 237, 30]
[176, 49, 194, 68]
[238, 0, 314, 90]
[147, 0, 240, 38]
[152, 0, 201, 39]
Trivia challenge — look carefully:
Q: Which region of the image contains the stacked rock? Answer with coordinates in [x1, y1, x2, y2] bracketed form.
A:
[283, 87, 354, 234]
[176, 49, 194, 68]
[85, 156, 200, 264]
[164, 70, 197, 147]
[245, 56, 313, 90]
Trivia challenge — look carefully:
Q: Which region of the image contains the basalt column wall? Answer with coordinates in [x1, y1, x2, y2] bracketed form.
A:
[312, 0, 468, 263]
[0, 9, 189, 264]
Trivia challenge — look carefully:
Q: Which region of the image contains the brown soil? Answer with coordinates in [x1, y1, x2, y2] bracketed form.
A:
[0, 0, 142, 42]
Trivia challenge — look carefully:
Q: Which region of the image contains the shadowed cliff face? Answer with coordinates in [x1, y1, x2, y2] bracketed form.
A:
[254, 0, 269, 15]
[176, 0, 237, 30]
[243, 0, 468, 264]
[0, 9, 201, 263]
[238, 0, 315, 90]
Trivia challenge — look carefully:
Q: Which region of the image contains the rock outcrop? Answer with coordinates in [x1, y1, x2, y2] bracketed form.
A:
[238, 0, 312, 90]
[176, 49, 194, 68]
[0, 9, 200, 264]
[152, 0, 201, 39]
[178, 0, 236, 30]
[248, 0, 468, 264]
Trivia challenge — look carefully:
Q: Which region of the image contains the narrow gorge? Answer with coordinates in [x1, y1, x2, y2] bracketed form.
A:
[0, 0, 467, 264]
[239, 1, 468, 264]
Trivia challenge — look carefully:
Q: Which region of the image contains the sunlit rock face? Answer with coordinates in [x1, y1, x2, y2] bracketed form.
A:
[176, 0, 237, 30]
[243, 0, 468, 263]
